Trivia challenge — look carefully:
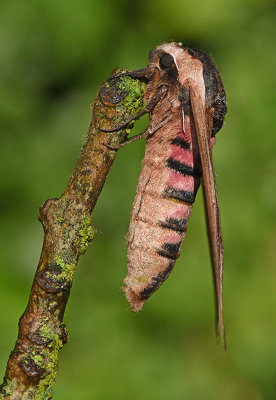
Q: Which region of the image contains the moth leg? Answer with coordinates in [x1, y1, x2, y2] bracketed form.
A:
[102, 114, 172, 151]
[99, 108, 148, 133]
[102, 130, 150, 151]
[102, 67, 154, 84]
[99, 85, 168, 133]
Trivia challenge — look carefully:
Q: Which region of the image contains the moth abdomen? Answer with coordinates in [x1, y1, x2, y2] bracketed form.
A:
[124, 117, 198, 311]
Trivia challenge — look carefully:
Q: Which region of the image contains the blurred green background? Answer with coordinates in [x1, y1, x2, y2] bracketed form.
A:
[1, 0, 276, 399]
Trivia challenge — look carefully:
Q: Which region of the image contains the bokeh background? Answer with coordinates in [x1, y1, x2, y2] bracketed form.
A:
[1, 0, 276, 399]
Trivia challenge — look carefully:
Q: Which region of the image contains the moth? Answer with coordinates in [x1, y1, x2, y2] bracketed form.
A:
[102, 42, 227, 348]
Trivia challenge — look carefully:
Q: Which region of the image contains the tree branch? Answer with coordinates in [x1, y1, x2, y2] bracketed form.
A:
[0, 69, 145, 400]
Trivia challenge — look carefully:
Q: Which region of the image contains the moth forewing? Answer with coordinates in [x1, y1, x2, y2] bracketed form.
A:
[190, 86, 226, 351]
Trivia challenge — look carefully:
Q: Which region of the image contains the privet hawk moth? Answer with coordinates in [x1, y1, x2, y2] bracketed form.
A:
[102, 42, 227, 349]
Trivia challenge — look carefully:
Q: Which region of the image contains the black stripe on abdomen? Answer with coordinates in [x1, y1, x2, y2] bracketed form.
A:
[157, 241, 182, 260]
[159, 217, 188, 232]
[171, 137, 190, 150]
[139, 260, 174, 300]
[167, 158, 201, 177]
[164, 186, 195, 204]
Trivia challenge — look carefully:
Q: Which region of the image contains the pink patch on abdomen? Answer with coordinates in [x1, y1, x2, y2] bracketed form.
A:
[167, 170, 195, 192]
[170, 146, 194, 166]
[168, 205, 190, 220]
[163, 230, 181, 243]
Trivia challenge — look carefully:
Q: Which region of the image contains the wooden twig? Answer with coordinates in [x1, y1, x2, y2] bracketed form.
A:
[0, 69, 145, 400]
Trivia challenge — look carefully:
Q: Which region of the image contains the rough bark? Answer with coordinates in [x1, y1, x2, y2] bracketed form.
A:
[0, 69, 145, 400]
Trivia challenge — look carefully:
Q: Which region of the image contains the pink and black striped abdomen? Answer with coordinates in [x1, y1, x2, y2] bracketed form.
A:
[124, 114, 203, 311]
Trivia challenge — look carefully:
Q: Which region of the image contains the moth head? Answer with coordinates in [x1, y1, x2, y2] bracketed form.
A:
[148, 42, 226, 135]
[148, 42, 182, 83]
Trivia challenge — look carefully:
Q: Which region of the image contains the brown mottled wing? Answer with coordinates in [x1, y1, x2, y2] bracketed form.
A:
[190, 87, 226, 351]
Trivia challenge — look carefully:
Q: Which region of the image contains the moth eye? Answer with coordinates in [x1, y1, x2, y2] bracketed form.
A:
[159, 53, 174, 69]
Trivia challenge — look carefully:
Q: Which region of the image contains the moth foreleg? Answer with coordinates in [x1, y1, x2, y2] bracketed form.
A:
[102, 114, 172, 151]
[103, 67, 154, 83]
[99, 108, 149, 133]
[102, 130, 150, 151]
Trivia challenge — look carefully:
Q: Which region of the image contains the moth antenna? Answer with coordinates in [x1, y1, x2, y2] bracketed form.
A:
[181, 109, 185, 132]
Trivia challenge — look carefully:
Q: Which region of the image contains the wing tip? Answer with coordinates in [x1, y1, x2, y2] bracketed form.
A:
[217, 319, 227, 354]
[215, 301, 227, 353]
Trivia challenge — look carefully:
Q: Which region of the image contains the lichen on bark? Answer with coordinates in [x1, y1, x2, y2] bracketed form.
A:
[0, 69, 145, 400]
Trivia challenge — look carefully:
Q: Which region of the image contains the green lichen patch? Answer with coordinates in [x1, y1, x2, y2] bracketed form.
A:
[38, 321, 57, 345]
[73, 214, 95, 255]
[32, 326, 64, 400]
[54, 256, 76, 283]
[0, 378, 17, 397]
[117, 74, 145, 116]
[35, 349, 62, 399]
[56, 213, 65, 226]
